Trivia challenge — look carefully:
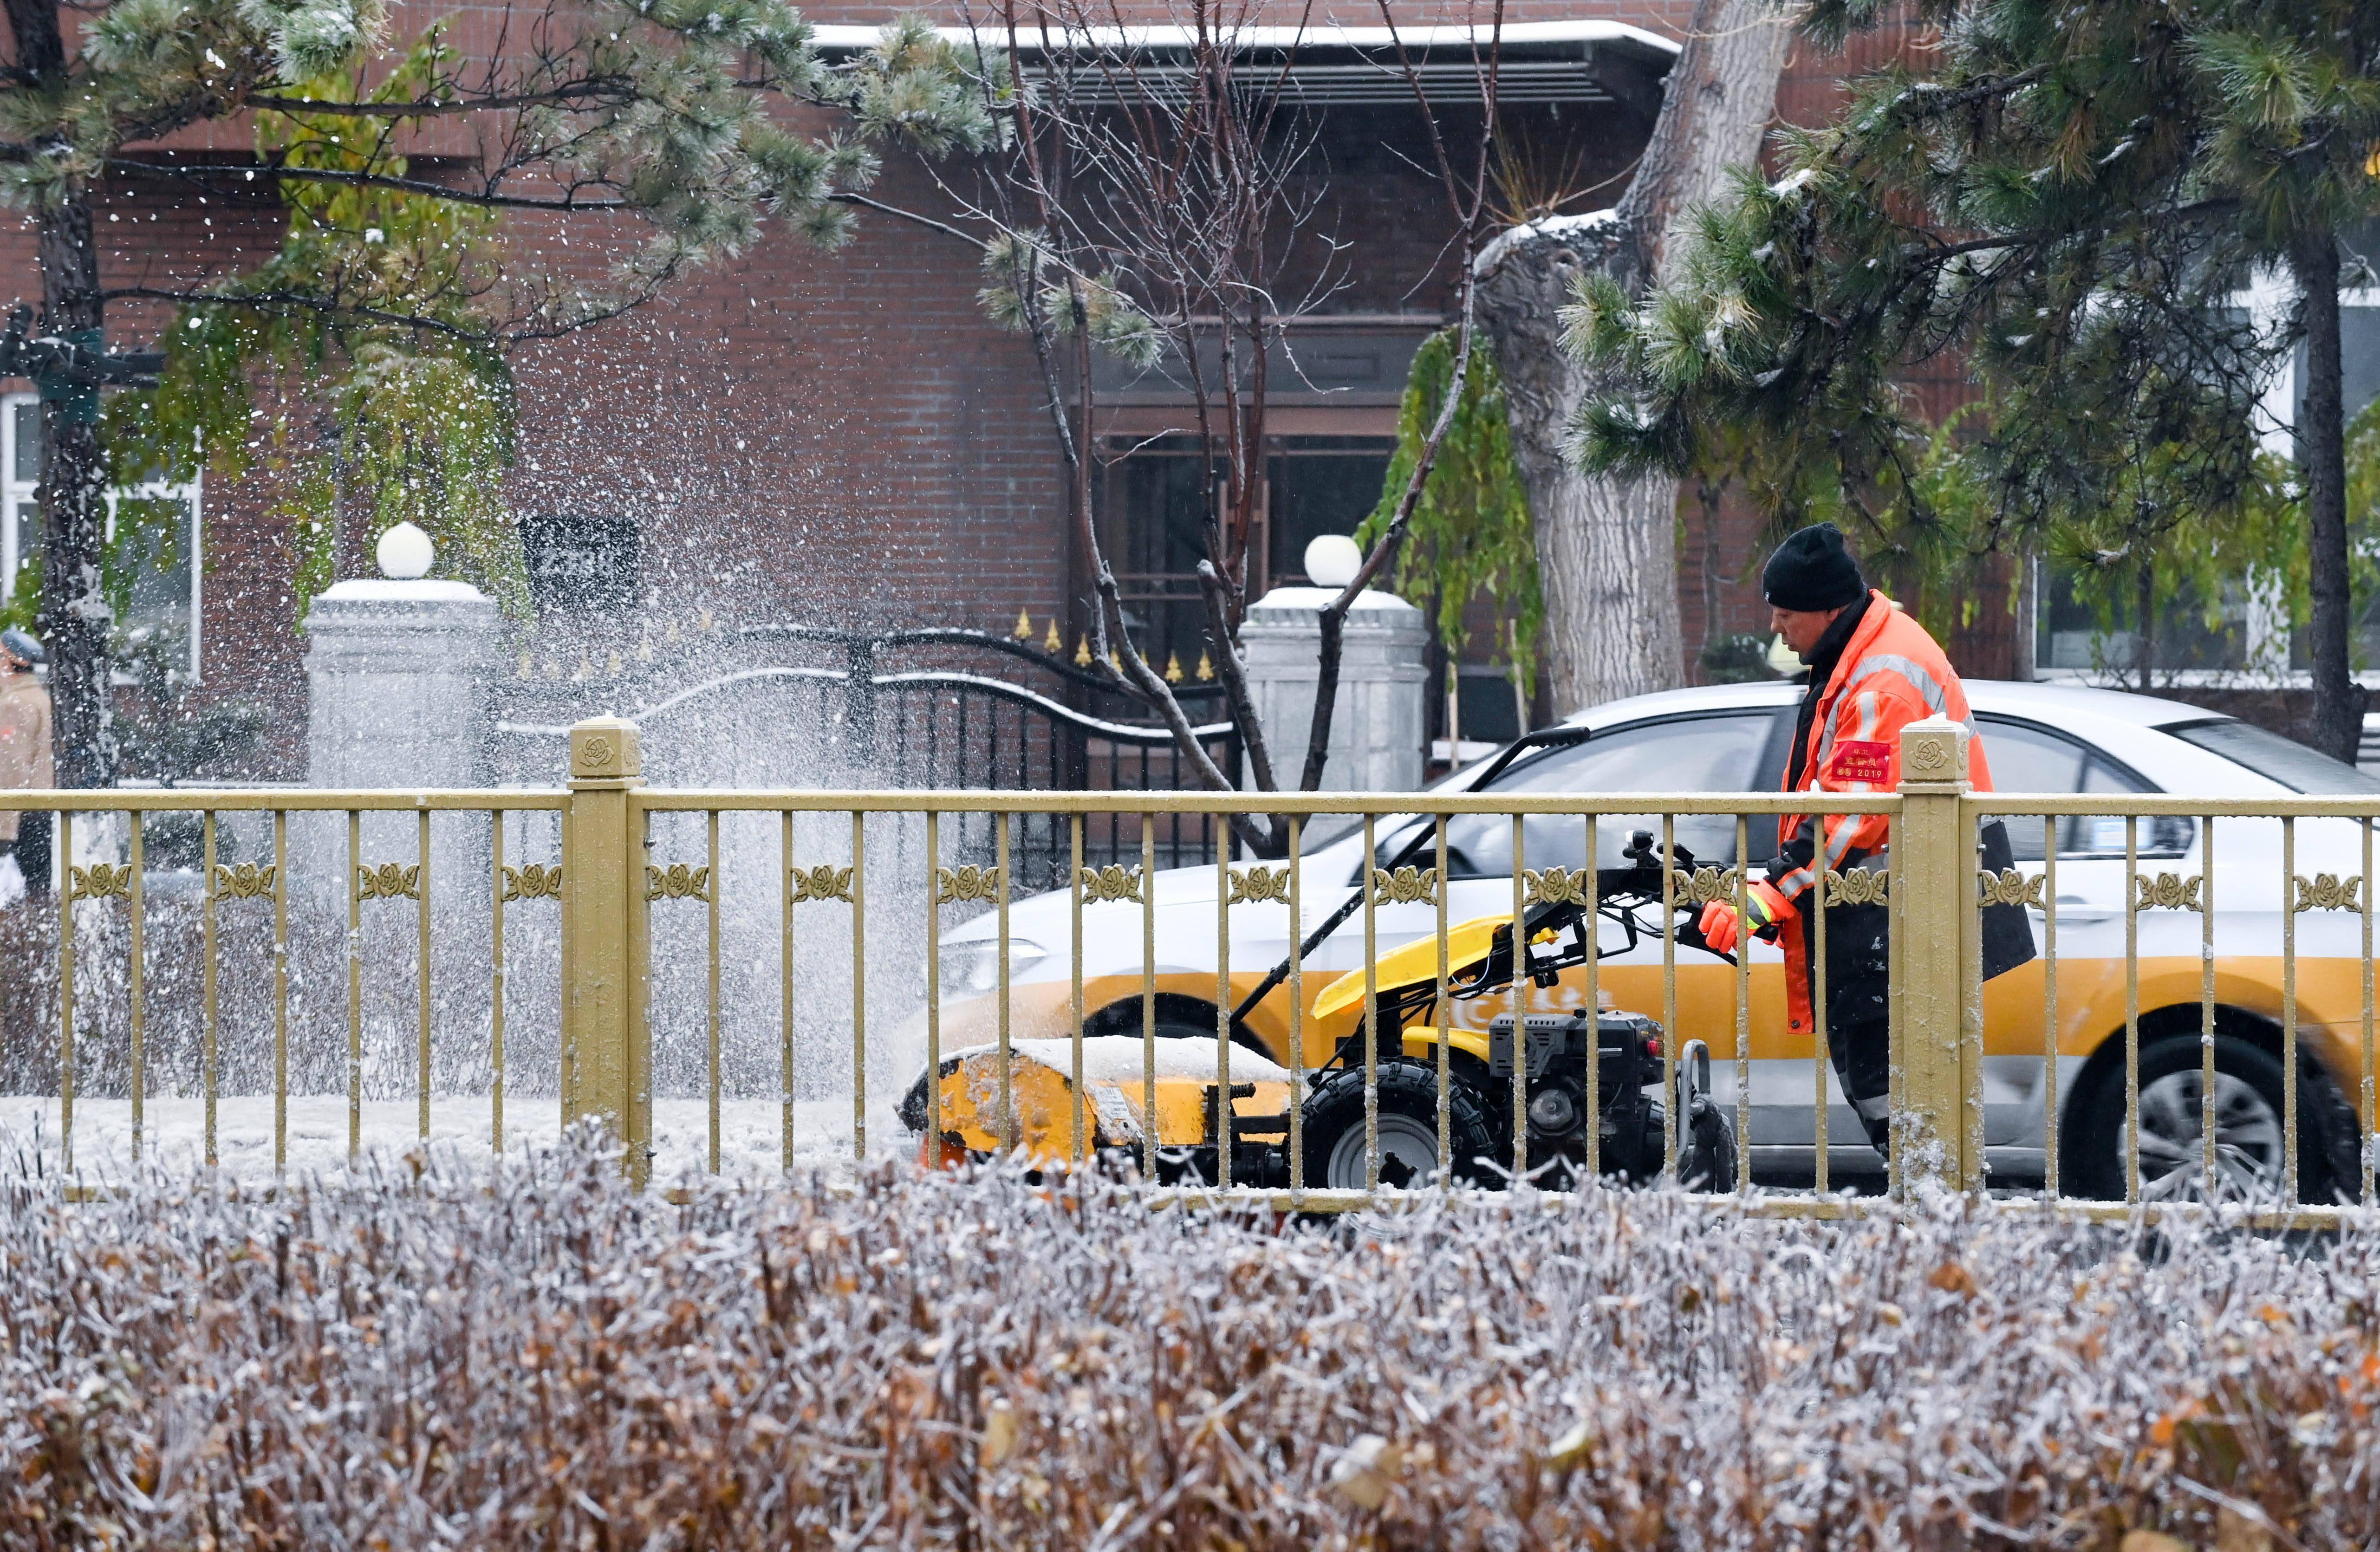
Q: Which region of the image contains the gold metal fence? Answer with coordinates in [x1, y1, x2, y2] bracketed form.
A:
[9, 712, 2380, 1227]
[15, 791, 566, 1175]
[1962, 794, 2379, 1227]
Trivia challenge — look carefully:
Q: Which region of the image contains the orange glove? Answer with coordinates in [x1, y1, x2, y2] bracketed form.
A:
[1696, 881, 1790, 955]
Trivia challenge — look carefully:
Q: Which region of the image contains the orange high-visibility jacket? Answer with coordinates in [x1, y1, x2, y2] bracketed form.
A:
[1769, 591, 1995, 1037]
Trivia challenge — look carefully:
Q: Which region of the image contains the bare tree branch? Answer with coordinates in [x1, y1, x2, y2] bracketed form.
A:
[104, 285, 497, 340]
[929, 0, 1496, 841]
[827, 191, 988, 251]
[1297, 0, 1500, 792]
[109, 156, 631, 211]
[245, 80, 638, 117]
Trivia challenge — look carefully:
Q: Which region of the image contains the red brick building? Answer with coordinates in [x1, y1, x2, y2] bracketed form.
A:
[0, 2, 1973, 776]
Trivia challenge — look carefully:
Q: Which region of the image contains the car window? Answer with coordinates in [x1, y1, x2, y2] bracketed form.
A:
[1978, 719, 2085, 862]
[2166, 719, 2380, 795]
[1978, 715, 2190, 859]
[1422, 712, 1775, 878]
[1748, 707, 1800, 858]
[1979, 718, 2086, 795]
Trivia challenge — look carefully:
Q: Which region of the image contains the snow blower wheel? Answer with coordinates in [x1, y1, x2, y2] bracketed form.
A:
[1298, 1058, 1499, 1191]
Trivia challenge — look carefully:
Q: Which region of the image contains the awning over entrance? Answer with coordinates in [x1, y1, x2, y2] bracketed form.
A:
[808, 19, 1678, 113]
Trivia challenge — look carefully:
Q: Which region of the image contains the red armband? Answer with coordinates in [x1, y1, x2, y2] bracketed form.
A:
[1825, 740, 1891, 785]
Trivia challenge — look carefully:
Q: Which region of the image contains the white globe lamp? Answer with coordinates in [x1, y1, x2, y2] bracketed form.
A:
[377, 521, 434, 581]
[1303, 533, 1362, 589]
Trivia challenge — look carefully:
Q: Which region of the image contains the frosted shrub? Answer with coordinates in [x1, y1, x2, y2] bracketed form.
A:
[1, 1142, 2374, 1549]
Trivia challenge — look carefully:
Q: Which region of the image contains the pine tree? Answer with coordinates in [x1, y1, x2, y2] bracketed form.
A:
[0, 0, 996, 783]
[1474, 0, 1792, 715]
[1570, 0, 2380, 754]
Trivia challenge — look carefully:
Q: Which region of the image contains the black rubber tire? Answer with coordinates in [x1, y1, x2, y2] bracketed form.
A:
[2068, 1032, 2337, 1203]
[1679, 1095, 1738, 1193]
[1298, 1058, 1500, 1190]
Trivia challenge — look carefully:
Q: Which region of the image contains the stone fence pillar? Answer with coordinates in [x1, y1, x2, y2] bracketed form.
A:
[1237, 586, 1428, 792]
[304, 578, 502, 788]
[301, 575, 504, 919]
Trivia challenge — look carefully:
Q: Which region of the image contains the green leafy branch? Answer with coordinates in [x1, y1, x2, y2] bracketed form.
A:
[101, 33, 524, 617]
[1358, 330, 1541, 693]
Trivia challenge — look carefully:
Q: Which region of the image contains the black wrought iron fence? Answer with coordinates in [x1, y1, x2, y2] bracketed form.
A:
[498, 624, 1240, 889]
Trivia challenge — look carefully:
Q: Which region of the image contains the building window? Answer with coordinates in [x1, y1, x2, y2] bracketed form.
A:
[0, 398, 37, 614]
[2034, 562, 2251, 677]
[1099, 434, 1394, 672]
[1101, 436, 1223, 673]
[1266, 437, 1395, 583]
[0, 393, 203, 679]
[521, 510, 642, 616]
[2031, 256, 2380, 682]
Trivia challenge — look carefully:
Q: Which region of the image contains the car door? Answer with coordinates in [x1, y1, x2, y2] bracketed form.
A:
[1973, 715, 2187, 1156]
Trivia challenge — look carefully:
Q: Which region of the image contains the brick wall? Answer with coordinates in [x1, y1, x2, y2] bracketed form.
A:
[0, 1, 1973, 776]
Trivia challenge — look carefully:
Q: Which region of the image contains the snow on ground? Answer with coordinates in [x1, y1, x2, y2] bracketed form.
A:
[0, 1095, 916, 1186]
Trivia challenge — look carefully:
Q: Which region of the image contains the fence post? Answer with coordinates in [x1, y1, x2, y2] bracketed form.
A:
[1894, 715, 1981, 1193]
[561, 715, 650, 1182]
[844, 636, 878, 769]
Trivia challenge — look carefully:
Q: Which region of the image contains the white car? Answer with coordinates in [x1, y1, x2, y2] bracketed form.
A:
[928, 682, 2379, 1197]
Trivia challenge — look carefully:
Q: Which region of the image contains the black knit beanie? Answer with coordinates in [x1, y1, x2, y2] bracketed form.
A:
[1761, 523, 1866, 612]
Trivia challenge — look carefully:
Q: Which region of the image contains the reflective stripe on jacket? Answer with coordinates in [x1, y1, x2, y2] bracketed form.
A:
[1771, 591, 1994, 1037]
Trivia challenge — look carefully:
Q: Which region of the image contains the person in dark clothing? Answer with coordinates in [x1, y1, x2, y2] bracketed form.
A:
[1698, 525, 2029, 1158]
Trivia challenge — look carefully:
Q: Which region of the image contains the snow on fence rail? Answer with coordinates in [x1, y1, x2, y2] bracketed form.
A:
[8, 713, 2380, 1227]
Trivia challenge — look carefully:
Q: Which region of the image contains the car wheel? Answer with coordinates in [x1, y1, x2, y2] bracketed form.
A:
[2070, 1033, 2334, 1203]
[1298, 1058, 1498, 1190]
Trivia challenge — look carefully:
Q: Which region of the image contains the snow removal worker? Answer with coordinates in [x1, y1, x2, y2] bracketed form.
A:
[0, 626, 52, 906]
[1695, 524, 2033, 1157]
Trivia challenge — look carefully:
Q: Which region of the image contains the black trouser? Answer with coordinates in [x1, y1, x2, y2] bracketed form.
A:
[1797, 896, 1892, 1156]
[8, 811, 49, 898]
[1788, 820, 2035, 1162]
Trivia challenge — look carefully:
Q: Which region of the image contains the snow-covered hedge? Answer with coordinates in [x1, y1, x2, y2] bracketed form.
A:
[1, 1145, 2373, 1549]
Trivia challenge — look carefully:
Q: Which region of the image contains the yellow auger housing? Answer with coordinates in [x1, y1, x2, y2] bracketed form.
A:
[1312, 912, 1574, 1025]
[907, 1037, 1291, 1165]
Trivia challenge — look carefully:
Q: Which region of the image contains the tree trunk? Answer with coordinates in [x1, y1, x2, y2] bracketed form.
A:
[9, 0, 114, 788]
[2011, 545, 2037, 682]
[1477, 0, 1792, 715]
[2293, 230, 2360, 763]
[1698, 474, 1724, 658]
[35, 189, 117, 790]
[2134, 556, 2155, 694]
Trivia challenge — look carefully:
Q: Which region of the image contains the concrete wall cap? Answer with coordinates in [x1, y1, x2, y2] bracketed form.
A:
[315, 578, 490, 605]
[1244, 585, 1424, 618]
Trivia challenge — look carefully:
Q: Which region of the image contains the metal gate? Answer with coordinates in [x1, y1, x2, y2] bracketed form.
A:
[497, 624, 1242, 889]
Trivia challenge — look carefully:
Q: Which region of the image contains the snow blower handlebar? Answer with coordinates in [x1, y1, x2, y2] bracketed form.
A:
[1227, 726, 1597, 1028]
[1434, 829, 1735, 1007]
